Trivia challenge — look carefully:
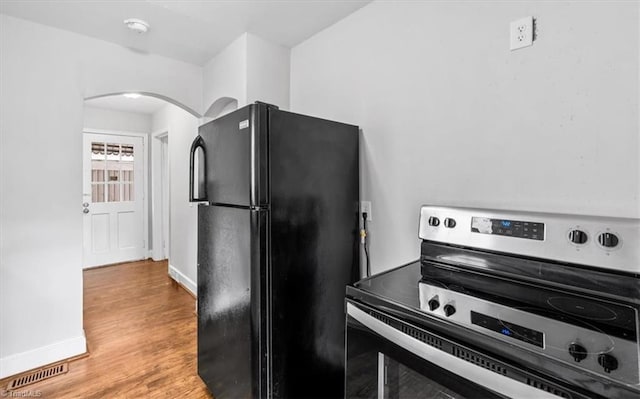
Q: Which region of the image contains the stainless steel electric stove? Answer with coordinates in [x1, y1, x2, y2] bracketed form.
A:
[346, 206, 640, 399]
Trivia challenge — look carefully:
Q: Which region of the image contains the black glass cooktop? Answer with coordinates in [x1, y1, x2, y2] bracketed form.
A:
[352, 257, 638, 342]
[353, 261, 423, 309]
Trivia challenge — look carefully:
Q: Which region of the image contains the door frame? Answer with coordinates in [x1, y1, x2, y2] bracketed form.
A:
[82, 128, 150, 264]
[151, 128, 170, 261]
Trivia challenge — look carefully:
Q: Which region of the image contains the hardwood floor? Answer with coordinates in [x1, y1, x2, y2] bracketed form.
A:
[3, 260, 212, 398]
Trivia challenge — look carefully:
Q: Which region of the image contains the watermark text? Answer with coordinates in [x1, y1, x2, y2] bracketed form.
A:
[0, 390, 43, 397]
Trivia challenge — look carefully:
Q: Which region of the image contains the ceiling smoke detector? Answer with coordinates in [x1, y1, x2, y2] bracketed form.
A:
[124, 18, 150, 34]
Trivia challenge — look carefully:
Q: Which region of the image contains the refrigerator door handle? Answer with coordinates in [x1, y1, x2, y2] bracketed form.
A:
[189, 135, 208, 202]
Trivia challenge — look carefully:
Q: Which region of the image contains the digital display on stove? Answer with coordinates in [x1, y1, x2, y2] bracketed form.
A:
[471, 311, 544, 348]
[471, 217, 544, 241]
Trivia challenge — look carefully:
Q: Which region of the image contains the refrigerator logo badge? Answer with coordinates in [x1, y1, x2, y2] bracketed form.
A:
[239, 120, 250, 130]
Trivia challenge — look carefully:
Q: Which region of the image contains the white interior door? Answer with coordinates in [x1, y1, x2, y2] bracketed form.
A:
[83, 133, 145, 268]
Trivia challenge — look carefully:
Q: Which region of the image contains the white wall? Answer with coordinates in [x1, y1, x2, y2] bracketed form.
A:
[0, 14, 202, 378]
[83, 106, 152, 133]
[247, 33, 291, 110]
[291, 1, 640, 273]
[202, 33, 291, 119]
[152, 104, 199, 295]
[203, 33, 248, 118]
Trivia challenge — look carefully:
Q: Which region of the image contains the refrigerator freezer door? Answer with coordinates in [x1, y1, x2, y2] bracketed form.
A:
[197, 205, 268, 399]
[198, 104, 269, 207]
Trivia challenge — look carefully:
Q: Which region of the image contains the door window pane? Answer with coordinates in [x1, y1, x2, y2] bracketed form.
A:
[106, 143, 121, 161]
[107, 163, 120, 182]
[92, 183, 105, 203]
[91, 142, 106, 160]
[121, 170, 133, 182]
[123, 183, 134, 201]
[121, 144, 134, 161]
[107, 183, 120, 202]
[90, 140, 135, 203]
[91, 142, 106, 183]
[120, 145, 134, 190]
[92, 163, 105, 182]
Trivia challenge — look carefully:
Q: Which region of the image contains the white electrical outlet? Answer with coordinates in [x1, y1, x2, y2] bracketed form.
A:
[510, 16, 534, 51]
[361, 201, 372, 221]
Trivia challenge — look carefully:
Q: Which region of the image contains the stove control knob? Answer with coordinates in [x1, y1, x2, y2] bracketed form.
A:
[428, 298, 440, 311]
[568, 343, 587, 362]
[568, 230, 588, 245]
[428, 216, 440, 227]
[444, 218, 456, 228]
[598, 354, 618, 373]
[598, 233, 619, 248]
[443, 304, 456, 317]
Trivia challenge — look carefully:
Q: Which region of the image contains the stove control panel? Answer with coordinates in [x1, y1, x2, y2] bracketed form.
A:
[418, 283, 639, 385]
[471, 217, 545, 241]
[418, 205, 640, 273]
[470, 311, 544, 348]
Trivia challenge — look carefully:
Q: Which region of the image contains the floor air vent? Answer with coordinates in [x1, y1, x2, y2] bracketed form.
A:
[6, 363, 68, 390]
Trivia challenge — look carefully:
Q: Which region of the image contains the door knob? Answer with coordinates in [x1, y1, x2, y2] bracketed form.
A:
[82, 202, 89, 208]
[83, 208, 89, 214]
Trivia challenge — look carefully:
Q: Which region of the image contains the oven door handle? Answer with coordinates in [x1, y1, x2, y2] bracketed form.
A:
[347, 303, 559, 399]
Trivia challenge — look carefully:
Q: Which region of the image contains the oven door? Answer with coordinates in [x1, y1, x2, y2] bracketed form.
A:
[346, 301, 589, 399]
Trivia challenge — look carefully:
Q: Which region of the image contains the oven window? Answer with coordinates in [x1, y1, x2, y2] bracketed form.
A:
[346, 313, 505, 399]
[380, 353, 463, 399]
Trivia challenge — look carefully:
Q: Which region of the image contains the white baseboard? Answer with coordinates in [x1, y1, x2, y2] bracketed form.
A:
[168, 264, 197, 296]
[151, 251, 166, 262]
[0, 332, 86, 379]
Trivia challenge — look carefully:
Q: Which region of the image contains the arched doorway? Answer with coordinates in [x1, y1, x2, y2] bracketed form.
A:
[82, 93, 200, 295]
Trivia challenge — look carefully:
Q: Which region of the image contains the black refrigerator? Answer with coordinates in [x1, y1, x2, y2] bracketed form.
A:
[190, 102, 360, 399]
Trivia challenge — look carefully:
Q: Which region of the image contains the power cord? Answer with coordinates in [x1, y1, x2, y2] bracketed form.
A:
[361, 212, 371, 277]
